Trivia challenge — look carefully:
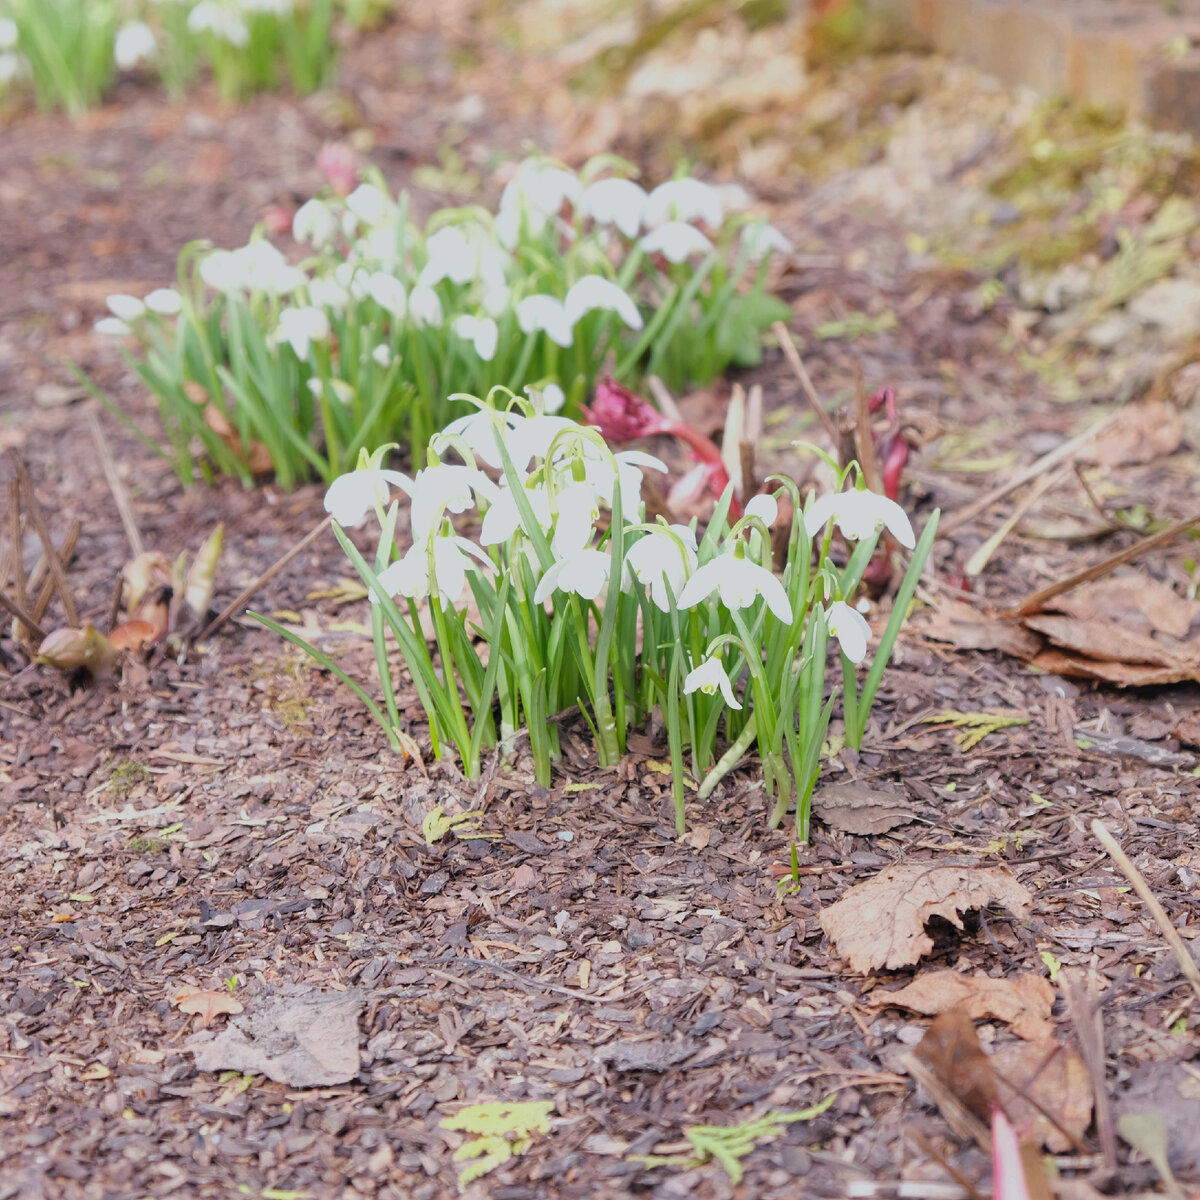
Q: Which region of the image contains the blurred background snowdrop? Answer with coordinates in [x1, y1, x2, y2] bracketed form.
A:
[90, 152, 795, 490]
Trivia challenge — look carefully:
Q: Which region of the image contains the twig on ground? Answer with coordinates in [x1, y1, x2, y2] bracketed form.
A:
[6, 450, 78, 626]
[965, 466, 1070, 577]
[32, 520, 80, 624]
[0, 589, 47, 643]
[87, 409, 144, 558]
[1060, 968, 1117, 1170]
[6, 478, 31, 640]
[939, 411, 1120, 539]
[195, 514, 332, 643]
[1091, 819, 1200, 1004]
[773, 321, 841, 446]
[1007, 512, 1200, 617]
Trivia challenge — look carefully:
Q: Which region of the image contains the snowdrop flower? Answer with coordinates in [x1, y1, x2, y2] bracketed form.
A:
[564, 275, 643, 331]
[94, 317, 132, 336]
[452, 314, 498, 361]
[744, 493, 778, 527]
[580, 177, 647, 238]
[144, 288, 183, 316]
[106, 294, 145, 322]
[335, 261, 371, 302]
[367, 272, 407, 318]
[480, 481, 551, 546]
[293, 198, 335, 248]
[826, 600, 872, 665]
[434, 409, 524, 470]
[625, 524, 697, 611]
[742, 221, 793, 262]
[676, 550, 792, 623]
[188, 1, 249, 46]
[419, 225, 475, 287]
[640, 222, 715, 263]
[505, 414, 579, 469]
[534, 548, 612, 604]
[482, 283, 511, 318]
[495, 160, 582, 246]
[374, 534, 492, 610]
[539, 383, 564, 414]
[307, 377, 354, 404]
[308, 276, 349, 314]
[516, 295, 574, 348]
[683, 656, 741, 709]
[114, 21, 156, 70]
[644, 178, 722, 229]
[275, 306, 329, 359]
[409, 465, 500, 543]
[371, 344, 391, 368]
[804, 489, 915, 549]
[0, 52, 25, 86]
[200, 242, 304, 295]
[0, 18, 17, 51]
[408, 284, 444, 329]
[550, 482, 600, 557]
[584, 449, 667, 516]
[324, 463, 413, 527]
[345, 183, 389, 227]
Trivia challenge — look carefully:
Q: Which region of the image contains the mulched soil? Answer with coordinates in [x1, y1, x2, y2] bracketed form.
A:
[2, 9, 1199, 1199]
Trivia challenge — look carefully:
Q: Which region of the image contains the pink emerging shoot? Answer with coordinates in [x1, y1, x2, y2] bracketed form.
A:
[317, 142, 358, 197]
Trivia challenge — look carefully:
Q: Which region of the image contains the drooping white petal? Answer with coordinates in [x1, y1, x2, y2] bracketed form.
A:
[676, 553, 792, 624]
[683, 655, 742, 709]
[94, 317, 132, 336]
[107, 294, 145, 321]
[293, 198, 336, 248]
[742, 221, 794, 262]
[804, 489, 915, 550]
[533, 548, 611, 604]
[744, 493, 778, 528]
[114, 21, 156, 70]
[564, 275, 643, 331]
[345, 183, 389, 227]
[409, 465, 499, 542]
[580, 178, 647, 238]
[275, 306, 330, 359]
[323, 467, 413, 527]
[367, 272, 407, 318]
[826, 600, 872, 664]
[452, 314, 498, 361]
[644, 178, 723, 229]
[144, 288, 183, 316]
[639, 222, 715, 264]
[625, 524, 697, 611]
[516, 295, 574, 348]
[409, 284, 444, 329]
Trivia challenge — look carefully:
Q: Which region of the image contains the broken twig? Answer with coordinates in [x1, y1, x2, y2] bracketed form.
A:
[6, 450, 78, 626]
[87, 409, 144, 558]
[773, 321, 841, 446]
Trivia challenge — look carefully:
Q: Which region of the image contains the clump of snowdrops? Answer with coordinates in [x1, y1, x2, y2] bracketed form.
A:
[0, 0, 383, 114]
[87, 153, 793, 489]
[262, 391, 937, 840]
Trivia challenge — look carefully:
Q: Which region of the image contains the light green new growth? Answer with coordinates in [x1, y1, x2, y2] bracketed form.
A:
[440, 1100, 555, 1187]
[923, 709, 1029, 751]
[421, 806, 494, 845]
[631, 1098, 834, 1184]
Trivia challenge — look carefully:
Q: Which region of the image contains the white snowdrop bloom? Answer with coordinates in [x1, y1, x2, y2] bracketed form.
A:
[106, 294, 146, 322]
[480, 481, 551, 546]
[495, 160, 582, 247]
[482, 283, 511, 319]
[409, 465, 500, 543]
[367, 272, 407, 319]
[0, 52, 25, 86]
[200, 249, 240, 292]
[371, 344, 391, 368]
[580, 177, 647, 239]
[373, 534, 492, 610]
[434, 408, 524, 471]
[804, 489, 915, 550]
[293, 198, 335, 248]
[505, 414, 579, 470]
[582, 449, 667, 516]
[335, 261, 372, 301]
[114, 21, 156, 70]
[683, 656, 741, 709]
[676, 551, 792, 623]
[144, 288, 183, 316]
[419, 225, 475, 287]
[550, 482, 600, 558]
[644, 178, 723, 229]
[452, 314, 498, 361]
[713, 182, 753, 215]
[408, 284, 444, 329]
[275, 305, 329, 359]
[744, 493, 778, 528]
[306, 377, 354, 404]
[540, 382, 565, 414]
[826, 600, 872, 665]
[564, 275, 643, 331]
[640, 222, 715, 264]
[625, 524, 697, 611]
[534, 547, 612, 605]
[188, 1, 249, 46]
[345, 183, 389, 227]
[324, 466, 413, 527]
[241, 240, 307, 295]
[94, 317, 132, 336]
[516, 295, 574, 348]
[308, 276, 349, 315]
[0, 18, 17, 51]
[741, 221, 794, 262]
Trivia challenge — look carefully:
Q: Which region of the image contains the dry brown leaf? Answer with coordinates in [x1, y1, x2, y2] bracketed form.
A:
[910, 1006, 997, 1131]
[202, 402, 274, 477]
[814, 780, 915, 834]
[1082, 400, 1183, 467]
[1031, 648, 1200, 687]
[922, 598, 1043, 659]
[173, 987, 244, 1027]
[869, 970, 1055, 1041]
[1044, 576, 1200, 640]
[819, 863, 1033, 972]
[1023, 614, 1186, 669]
[992, 1038, 1092, 1154]
[109, 619, 162, 652]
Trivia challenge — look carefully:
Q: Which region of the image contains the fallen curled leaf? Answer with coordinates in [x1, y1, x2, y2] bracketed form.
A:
[1030, 649, 1200, 687]
[910, 1007, 997, 1132]
[819, 863, 1033, 972]
[869, 970, 1055, 1041]
[79, 1063, 111, 1081]
[813, 779, 915, 834]
[1043, 576, 1200, 639]
[173, 987, 244, 1027]
[109, 620, 161, 652]
[1082, 399, 1183, 467]
[991, 1038, 1091, 1154]
[921, 598, 1043, 659]
[203, 401, 274, 477]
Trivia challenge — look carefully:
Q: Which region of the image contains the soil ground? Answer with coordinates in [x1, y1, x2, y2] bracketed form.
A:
[2, 6, 1199, 1199]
